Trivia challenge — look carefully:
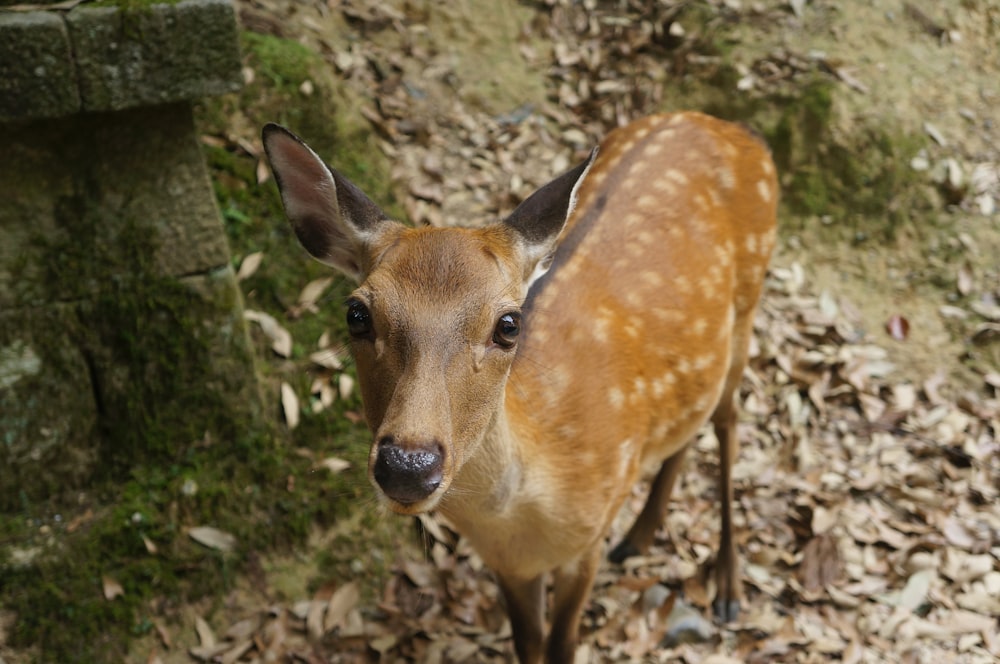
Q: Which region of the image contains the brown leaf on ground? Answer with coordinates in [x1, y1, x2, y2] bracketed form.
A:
[798, 534, 842, 593]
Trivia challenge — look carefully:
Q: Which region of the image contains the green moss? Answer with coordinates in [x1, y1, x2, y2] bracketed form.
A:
[2, 179, 275, 660]
[761, 79, 933, 239]
[242, 32, 316, 90]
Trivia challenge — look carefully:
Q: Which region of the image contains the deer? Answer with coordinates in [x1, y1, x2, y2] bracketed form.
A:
[262, 111, 778, 663]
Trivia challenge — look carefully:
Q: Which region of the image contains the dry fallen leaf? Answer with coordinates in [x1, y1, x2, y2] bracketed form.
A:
[235, 251, 263, 282]
[281, 382, 300, 429]
[102, 575, 124, 601]
[956, 263, 974, 295]
[188, 526, 237, 553]
[307, 585, 334, 640]
[897, 569, 935, 611]
[297, 276, 334, 309]
[256, 158, 270, 185]
[885, 314, 910, 340]
[153, 619, 171, 650]
[316, 457, 351, 474]
[338, 373, 355, 400]
[324, 582, 360, 633]
[309, 348, 343, 370]
[797, 534, 841, 593]
[244, 310, 293, 357]
[194, 615, 215, 647]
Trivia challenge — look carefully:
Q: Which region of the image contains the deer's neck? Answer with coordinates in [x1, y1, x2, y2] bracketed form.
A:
[440, 393, 529, 520]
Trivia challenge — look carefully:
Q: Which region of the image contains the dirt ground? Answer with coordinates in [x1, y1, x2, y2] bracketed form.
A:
[112, 0, 999, 662]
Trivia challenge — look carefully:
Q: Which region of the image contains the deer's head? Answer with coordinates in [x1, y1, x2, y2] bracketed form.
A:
[263, 124, 595, 513]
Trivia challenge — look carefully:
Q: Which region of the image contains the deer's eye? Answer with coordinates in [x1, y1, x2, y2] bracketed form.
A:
[346, 299, 373, 339]
[492, 312, 521, 349]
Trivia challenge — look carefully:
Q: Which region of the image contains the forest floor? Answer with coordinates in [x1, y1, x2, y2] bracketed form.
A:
[62, 0, 1000, 662]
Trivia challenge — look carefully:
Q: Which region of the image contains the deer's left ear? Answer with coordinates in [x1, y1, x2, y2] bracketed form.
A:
[503, 148, 598, 286]
[262, 123, 392, 282]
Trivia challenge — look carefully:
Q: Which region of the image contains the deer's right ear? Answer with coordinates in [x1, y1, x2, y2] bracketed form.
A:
[262, 123, 390, 282]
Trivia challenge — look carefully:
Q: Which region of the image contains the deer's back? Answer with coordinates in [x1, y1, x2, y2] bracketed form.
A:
[508, 113, 777, 528]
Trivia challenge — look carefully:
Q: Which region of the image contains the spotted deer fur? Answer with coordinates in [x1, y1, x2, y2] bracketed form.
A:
[263, 112, 778, 663]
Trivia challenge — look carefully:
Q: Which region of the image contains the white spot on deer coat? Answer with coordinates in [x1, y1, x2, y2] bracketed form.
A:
[653, 308, 684, 324]
[757, 179, 772, 203]
[608, 386, 625, 410]
[693, 353, 714, 371]
[715, 244, 733, 266]
[651, 378, 665, 400]
[642, 271, 664, 288]
[618, 438, 634, 479]
[637, 194, 658, 209]
[717, 164, 736, 190]
[624, 212, 643, 227]
[664, 169, 689, 185]
[653, 177, 676, 195]
[593, 315, 610, 343]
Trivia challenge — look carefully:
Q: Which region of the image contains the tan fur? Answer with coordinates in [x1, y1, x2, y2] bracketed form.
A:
[264, 112, 778, 663]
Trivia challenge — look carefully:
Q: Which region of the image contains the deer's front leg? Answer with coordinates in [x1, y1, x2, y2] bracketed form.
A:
[548, 544, 601, 663]
[498, 572, 545, 664]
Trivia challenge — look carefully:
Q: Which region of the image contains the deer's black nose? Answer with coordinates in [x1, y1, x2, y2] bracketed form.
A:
[372, 436, 443, 505]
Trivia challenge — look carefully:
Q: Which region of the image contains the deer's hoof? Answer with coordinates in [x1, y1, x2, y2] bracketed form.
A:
[608, 540, 640, 564]
[712, 597, 740, 624]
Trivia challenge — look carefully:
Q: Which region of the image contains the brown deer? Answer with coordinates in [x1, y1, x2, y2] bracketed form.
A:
[262, 112, 777, 663]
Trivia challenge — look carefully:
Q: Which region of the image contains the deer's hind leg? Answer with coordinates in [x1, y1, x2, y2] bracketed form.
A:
[709, 310, 757, 622]
[608, 444, 690, 564]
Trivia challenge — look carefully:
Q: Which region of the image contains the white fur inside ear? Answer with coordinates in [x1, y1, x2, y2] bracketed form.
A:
[522, 148, 598, 292]
[524, 252, 553, 292]
[565, 146, 598, 223]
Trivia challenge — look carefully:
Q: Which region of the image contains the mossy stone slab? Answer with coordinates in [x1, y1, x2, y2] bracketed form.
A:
[67, 0, 242, 113]
[0, 306, 99, 508]
[0, 102, 262, 508]
[0, 103, 232, 309]
[0, 0, 242, 121]
[0, 11, 79, 120]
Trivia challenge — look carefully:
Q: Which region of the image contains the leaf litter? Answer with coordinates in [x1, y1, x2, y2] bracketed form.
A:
[172, 0, 1000, 662]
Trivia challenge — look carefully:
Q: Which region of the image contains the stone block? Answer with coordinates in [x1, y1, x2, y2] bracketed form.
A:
[67, 0, 243, 113]
[0, 103, 233, 309]
[0, 0, 242, 121]
[0, 11, 79, 121]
